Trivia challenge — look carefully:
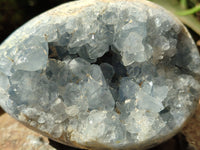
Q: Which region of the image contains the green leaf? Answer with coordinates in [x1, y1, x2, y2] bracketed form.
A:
[177, 4, 200, 16]
[149, 0, 200, 36]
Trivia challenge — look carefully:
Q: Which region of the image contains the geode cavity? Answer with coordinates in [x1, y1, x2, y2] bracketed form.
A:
[0, 0, 200, 149]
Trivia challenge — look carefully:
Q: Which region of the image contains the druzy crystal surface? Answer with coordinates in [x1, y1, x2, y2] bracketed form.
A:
[0, 0, 200, 149]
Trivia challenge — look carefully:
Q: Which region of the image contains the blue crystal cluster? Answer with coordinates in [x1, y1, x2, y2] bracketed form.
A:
[0, 0, 200, 149]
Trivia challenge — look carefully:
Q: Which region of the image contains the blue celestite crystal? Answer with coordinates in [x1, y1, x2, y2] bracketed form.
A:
[0, 0, 200, 149]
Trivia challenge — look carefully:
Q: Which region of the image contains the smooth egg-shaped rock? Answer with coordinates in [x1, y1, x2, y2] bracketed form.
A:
[0, 0, 200, 149]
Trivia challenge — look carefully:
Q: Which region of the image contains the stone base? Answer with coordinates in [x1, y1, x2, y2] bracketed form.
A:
[1, 109, 199, 150]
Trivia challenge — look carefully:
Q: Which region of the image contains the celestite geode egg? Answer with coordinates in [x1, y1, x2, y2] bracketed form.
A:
[0, 0, 200, 149]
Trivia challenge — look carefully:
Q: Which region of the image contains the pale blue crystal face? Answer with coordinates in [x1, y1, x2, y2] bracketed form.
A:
[0, 0, 200, 149]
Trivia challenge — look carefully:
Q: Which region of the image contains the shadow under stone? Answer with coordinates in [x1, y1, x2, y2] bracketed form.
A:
[49, 139, 84, 150]
[0, 107, 4, 116]
[149, 133, 193, 150]
[49, 133, 192, 150]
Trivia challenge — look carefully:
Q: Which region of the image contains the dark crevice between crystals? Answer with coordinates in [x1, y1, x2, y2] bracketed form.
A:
[93, 45, 128, 82]
[48, 43, 128, 83]
[159, 106, 177, 129]
[93, 46, 128, 98]
[94, 46, 113, 65]
[92, 45, 128, 112]
[48, 43, 79, 61]
[47, 43, 128, 112]
[48, 42, 128, 90]
[48, 44, 59, 60]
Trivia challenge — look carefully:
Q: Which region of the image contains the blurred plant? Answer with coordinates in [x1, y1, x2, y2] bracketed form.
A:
[180, 0, 187, 9]
[178, 0, 200, 15]
[177, 4, 200, 15]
